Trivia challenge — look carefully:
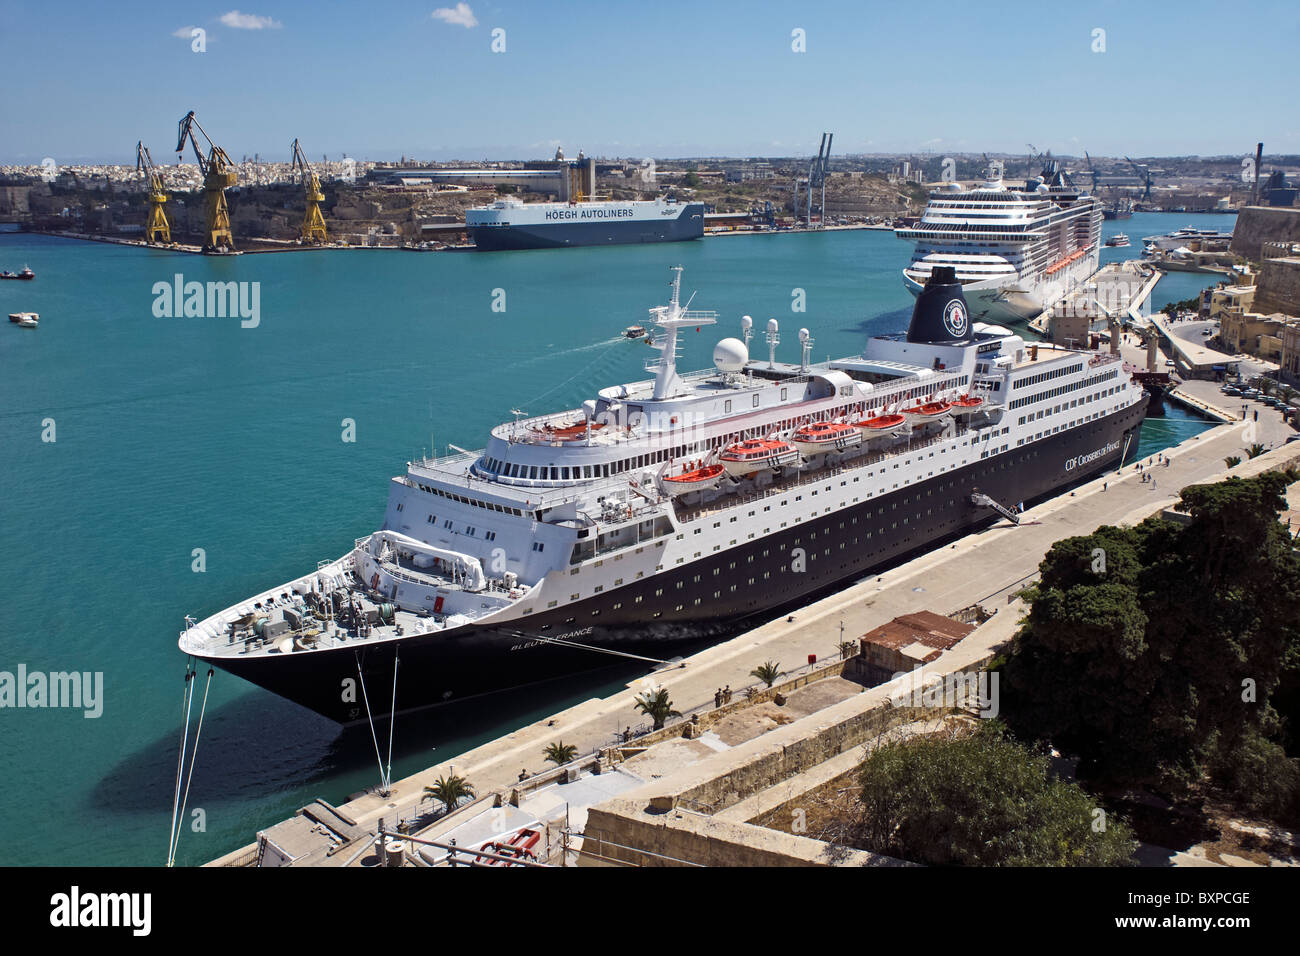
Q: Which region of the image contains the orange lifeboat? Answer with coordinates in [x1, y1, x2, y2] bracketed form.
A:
[790, 421, 862, 456]
[661, 462, 726, 496]
[853, 413, 907, 438]
[899, 400, 952, 425]
[719, 438, 799, 477]
[949, 394, 985, 416]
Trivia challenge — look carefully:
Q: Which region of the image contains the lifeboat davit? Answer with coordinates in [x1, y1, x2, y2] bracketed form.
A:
[900, 400, 952, 425]
[853, 413, 907, 438]
[719, 438, 800, 477]
[790, 421, 862, 456]
[661, 462, 725, 496]
[949, 394, 985, 416]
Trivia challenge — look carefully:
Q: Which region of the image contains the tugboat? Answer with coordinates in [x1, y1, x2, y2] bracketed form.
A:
[0, 265, 35, 280]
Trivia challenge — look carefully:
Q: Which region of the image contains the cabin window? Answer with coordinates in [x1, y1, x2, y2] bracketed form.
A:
[753, 394, 760, 407]
[724, 400, 732, 414]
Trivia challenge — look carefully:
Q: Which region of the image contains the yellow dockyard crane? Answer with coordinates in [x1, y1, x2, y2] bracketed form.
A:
[135, 141, 170, 244]
[175, 111, 237, 253]
[291, 138, 328, 243]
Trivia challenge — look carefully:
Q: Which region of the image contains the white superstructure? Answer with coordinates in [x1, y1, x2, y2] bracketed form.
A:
[896, 161, 1103, 325]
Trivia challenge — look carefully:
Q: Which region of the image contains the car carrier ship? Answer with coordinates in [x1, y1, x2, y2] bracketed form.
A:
[179, 265, 1146, 724]
[466, 197, 704, 250]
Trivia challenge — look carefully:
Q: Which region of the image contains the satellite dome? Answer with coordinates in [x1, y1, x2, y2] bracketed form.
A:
[713, 337, 748, 373]
[944, 181, 964, 191]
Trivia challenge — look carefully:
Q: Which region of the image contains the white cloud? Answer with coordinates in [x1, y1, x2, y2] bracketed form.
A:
[220, 10, 282, 30]
[173, 26, 199, 38]
[432, 3, 478, 28]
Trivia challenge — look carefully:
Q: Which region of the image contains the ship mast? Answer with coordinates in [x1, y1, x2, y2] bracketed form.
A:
[646, 266, 716, 401]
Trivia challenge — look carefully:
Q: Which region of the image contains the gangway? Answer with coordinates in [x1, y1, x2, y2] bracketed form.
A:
[970, 492, 1021, 525]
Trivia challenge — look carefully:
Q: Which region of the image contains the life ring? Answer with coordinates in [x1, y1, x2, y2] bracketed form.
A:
[370, 572, 379, 590]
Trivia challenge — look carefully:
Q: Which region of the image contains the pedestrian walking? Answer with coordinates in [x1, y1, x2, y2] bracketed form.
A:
[714, 688, 723, 709]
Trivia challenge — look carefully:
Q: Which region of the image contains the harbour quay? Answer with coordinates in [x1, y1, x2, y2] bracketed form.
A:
[207, 394, 1298, 867]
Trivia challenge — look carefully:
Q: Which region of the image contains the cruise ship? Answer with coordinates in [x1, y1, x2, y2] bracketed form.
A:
[467, 197, 704, 251]
[179, 266, 1146, 725]
[896, 161, 1104, 326]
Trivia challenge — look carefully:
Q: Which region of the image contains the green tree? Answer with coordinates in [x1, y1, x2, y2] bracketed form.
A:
[1247, 443, 1267, 459]
[543, 741, 578, 766]
[424, 774, 475, 816]
[854, 723, 1137, 866]
[633, 687, 681, 730]
[683, 171, 701, 189]
[1000, 473, 1300, 803]
[751, 661, 782, 687]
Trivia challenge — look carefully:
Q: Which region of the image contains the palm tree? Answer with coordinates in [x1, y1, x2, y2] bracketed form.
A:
[751, 661, 782, 687]
[633, 688, 680, 730]
[424, 774, 474, 816]
[1247, 443, 1267, 459]
[543, 741, 578, 766]
[1259, 378, 1277, 397]
[1224, 455, 1242, 468]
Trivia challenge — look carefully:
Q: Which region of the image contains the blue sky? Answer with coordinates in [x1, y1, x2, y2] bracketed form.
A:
[2, 0, 1297, 164]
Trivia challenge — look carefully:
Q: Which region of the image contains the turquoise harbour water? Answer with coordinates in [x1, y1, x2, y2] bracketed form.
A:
[0, 213, 1225, 866]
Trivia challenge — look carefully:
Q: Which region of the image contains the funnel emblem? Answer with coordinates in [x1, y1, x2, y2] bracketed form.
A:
[943, 299, 968, 338]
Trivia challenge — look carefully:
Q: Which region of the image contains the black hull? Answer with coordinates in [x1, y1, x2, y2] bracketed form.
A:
[202, 402, 1146, 724]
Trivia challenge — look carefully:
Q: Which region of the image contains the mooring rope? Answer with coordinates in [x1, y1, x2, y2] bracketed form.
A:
[383, 648, 399, 793]
[355, 650, 387, 792]
[169, 667, 213, 867]
[520, 633, 680, 665]
[166, 660, 196, 867]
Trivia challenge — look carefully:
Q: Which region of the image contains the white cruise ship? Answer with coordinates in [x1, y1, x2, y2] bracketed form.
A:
[179, 266, 1145, 725]
[896, 161, 1103, 326]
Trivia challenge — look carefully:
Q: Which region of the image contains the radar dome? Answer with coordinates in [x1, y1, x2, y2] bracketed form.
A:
[713, 337, 749, 373]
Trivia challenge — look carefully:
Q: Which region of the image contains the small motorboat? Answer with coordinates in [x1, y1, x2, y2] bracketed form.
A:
[719, 438, 800, 477]
[624, 325, 648, 340]
[948, 394, 985, 416]
[900, 400, 952, 425]
[1105, 234, 1130, 248]
[660, 462, 725, 496]
[853, 413, 907, 438]
[16, 312, 38, 328]
[790, 421, 862, 456]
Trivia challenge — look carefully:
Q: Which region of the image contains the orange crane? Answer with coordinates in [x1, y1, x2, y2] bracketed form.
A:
[291, 138, 328, 243]
[135, 141, 170, 244]
[176, 111, 237, 253]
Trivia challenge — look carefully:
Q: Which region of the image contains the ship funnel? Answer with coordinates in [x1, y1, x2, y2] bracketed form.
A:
[906, 266, 973, 345]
